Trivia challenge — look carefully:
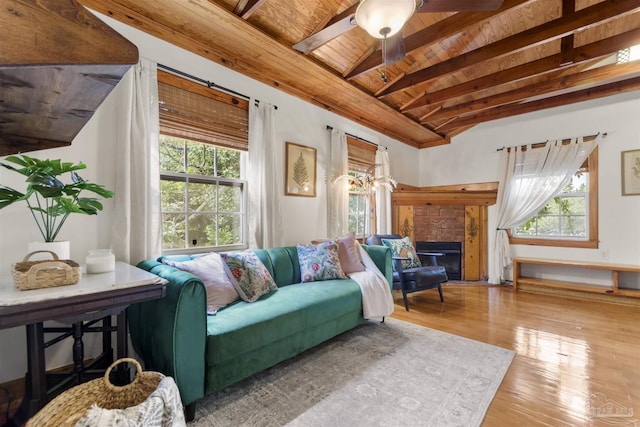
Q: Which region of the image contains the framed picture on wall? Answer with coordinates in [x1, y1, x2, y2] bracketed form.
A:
[285, 142, 316, 197]
[621, 149, 640, 196]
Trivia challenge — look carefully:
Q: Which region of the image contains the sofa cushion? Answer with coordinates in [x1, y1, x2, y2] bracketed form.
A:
[161, 253, 239, 314]
[205, 279, 362, 366]
[297, 241, 347, 282]
[312, 234, 365, 274]
[221, 251, 278, 302]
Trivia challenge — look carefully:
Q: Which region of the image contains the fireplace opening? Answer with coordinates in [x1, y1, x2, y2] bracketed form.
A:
[416, 241, 462, 280]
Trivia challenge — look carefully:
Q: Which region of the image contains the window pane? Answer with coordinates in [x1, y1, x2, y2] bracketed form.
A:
[561, 216, 586, 236]
[159, 136, 185, 173]
[537, 215, 560, 235]
[188, 182, 216, 212]
[561, 197, 585, 215]
[188, 213, 217, 248]
[161, 180, 185, 212]
[540, 198, 560, 215]
[218, 183, 242, 212]
[217, 147, 241, 179]
[514, 220, 537, 236]
[349, 194, 365, 236]
[163, 213, 185, 249]
[186, 143, 215, 176]
[218, 214, 242, 245]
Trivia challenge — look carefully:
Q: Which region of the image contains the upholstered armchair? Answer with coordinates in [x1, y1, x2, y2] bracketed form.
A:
[367, 234, 448, 311]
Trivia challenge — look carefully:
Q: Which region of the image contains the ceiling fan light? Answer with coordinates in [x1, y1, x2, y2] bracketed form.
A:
[355, 0, 416, 39]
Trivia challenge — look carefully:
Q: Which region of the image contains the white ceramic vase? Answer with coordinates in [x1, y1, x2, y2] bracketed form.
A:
[27, 241, 71, 261]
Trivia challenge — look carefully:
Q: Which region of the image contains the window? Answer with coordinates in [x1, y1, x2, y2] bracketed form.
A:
[346, 136, 376, 237]
[510, 147, 598, 248]
[158, 70, 249, 251]
[348, 171, 367, 237]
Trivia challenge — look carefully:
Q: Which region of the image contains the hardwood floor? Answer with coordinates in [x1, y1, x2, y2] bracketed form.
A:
[391, 284, 640, 426]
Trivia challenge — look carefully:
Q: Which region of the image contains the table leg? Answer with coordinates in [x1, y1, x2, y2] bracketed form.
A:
[113, 310, 129, 385]
[25, 322, 46, 415]
[72, 322, 84, 384]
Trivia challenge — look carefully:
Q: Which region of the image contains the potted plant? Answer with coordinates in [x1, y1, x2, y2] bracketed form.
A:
[0, 155, 114, 257]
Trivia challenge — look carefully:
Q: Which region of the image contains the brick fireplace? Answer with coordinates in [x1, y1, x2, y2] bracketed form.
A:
[413, 205, 465, 280]
[391, 182, 498, 281]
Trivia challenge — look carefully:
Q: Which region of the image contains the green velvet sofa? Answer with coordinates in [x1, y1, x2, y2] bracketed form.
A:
[130, 244, 392, 420]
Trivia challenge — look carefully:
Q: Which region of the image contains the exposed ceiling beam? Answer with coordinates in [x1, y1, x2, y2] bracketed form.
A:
[437, 76, 640, 131]
[234, 0, 269, 19]
[293, 4, 358, 53]
[345, 0, 532, 79]
[408, 27, 640, 113]
[377, 0, 640, 97]
[79, 0, 446, 147]
[425, 60, 640, 123]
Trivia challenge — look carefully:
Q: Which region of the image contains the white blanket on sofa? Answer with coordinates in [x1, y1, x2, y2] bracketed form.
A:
[348, 244, 394, 320]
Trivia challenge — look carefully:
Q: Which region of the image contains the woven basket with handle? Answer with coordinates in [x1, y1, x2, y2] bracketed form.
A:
[11, 250, 81, 290]
[26, 358, 165, 427]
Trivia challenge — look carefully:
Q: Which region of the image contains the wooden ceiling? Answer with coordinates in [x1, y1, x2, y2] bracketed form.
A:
[80, 0, 640, 149]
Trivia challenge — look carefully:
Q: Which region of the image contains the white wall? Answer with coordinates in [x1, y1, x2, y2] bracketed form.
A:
[420, 90, 640, 283]
[0, 14, 418, 382]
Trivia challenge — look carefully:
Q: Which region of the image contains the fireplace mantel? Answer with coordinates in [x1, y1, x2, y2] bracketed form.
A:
[392, 182, 499, 206]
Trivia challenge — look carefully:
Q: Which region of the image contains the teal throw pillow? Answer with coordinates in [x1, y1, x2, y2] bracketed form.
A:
[381, 236, 422, 270]
[221, 251, 278, 302]
[297, 240, 347, 282]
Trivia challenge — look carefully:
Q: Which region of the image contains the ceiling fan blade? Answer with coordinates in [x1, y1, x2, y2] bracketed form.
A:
[293, 15, 355, 53]
[384, 33, 406, 65]
[417, 0, 505, 12]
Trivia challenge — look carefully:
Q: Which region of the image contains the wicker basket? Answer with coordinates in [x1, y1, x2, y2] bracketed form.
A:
[11, 250, 81, 290]
[26, 358, 165, 427]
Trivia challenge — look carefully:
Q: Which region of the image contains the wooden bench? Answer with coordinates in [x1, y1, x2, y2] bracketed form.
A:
[513, 257, 640, 298]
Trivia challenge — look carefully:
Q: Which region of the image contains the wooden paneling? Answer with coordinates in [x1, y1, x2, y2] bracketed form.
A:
[464, 206, 481, 280]
[392, 182, 499, 206]
[79, 0, 446, 148]
[76, 0, 640, 148]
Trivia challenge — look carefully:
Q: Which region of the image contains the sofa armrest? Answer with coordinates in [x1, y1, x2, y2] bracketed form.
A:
[362, 245, 393, 290]
[130, 260, 207, 406]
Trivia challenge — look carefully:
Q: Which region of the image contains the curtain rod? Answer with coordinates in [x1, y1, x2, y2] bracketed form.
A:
[496, 132, 606, 152]
[326, 125, 387, 150]
[158, 63, 277, 109]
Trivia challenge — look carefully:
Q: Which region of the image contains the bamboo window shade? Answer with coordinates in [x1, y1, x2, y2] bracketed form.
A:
[347, 136, 376, 173]
[157, 71, 249, 151]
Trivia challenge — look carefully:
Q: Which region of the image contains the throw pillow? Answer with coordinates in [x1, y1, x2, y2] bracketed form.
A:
[381, 236, 422, 270]
[220, 251, 278, 302]
[312, 233, 365, 274]
[297, 240, 347, 282]
[162, 253, 239, 314]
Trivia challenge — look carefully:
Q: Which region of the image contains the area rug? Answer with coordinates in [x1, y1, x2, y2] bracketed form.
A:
[191, 318, 515, 427]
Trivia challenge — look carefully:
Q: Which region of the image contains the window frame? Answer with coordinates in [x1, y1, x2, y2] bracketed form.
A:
[509, 147, 598, 249]
[157, 70, 249, 254]
[346, 136, 377, 238]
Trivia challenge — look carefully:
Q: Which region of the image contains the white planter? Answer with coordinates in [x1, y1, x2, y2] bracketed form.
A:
[27, 241, 71, 261]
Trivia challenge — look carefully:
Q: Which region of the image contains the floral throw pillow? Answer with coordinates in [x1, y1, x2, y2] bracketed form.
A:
[311, 233, 365, 274]
[221, 251, 278, 302]
[381, 236, 422, 270]
[297, 241, 347, 282]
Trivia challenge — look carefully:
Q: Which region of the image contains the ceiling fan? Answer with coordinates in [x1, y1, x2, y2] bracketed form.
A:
[293, 0, 505, 79]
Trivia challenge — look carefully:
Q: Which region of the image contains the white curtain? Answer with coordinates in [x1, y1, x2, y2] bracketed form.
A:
[327, 129, 349, 237]
[374, 148, 393, 234]
[489, 136, 598, 284]
[248, 101, 283, 249]
[111, 58, 162, 265]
